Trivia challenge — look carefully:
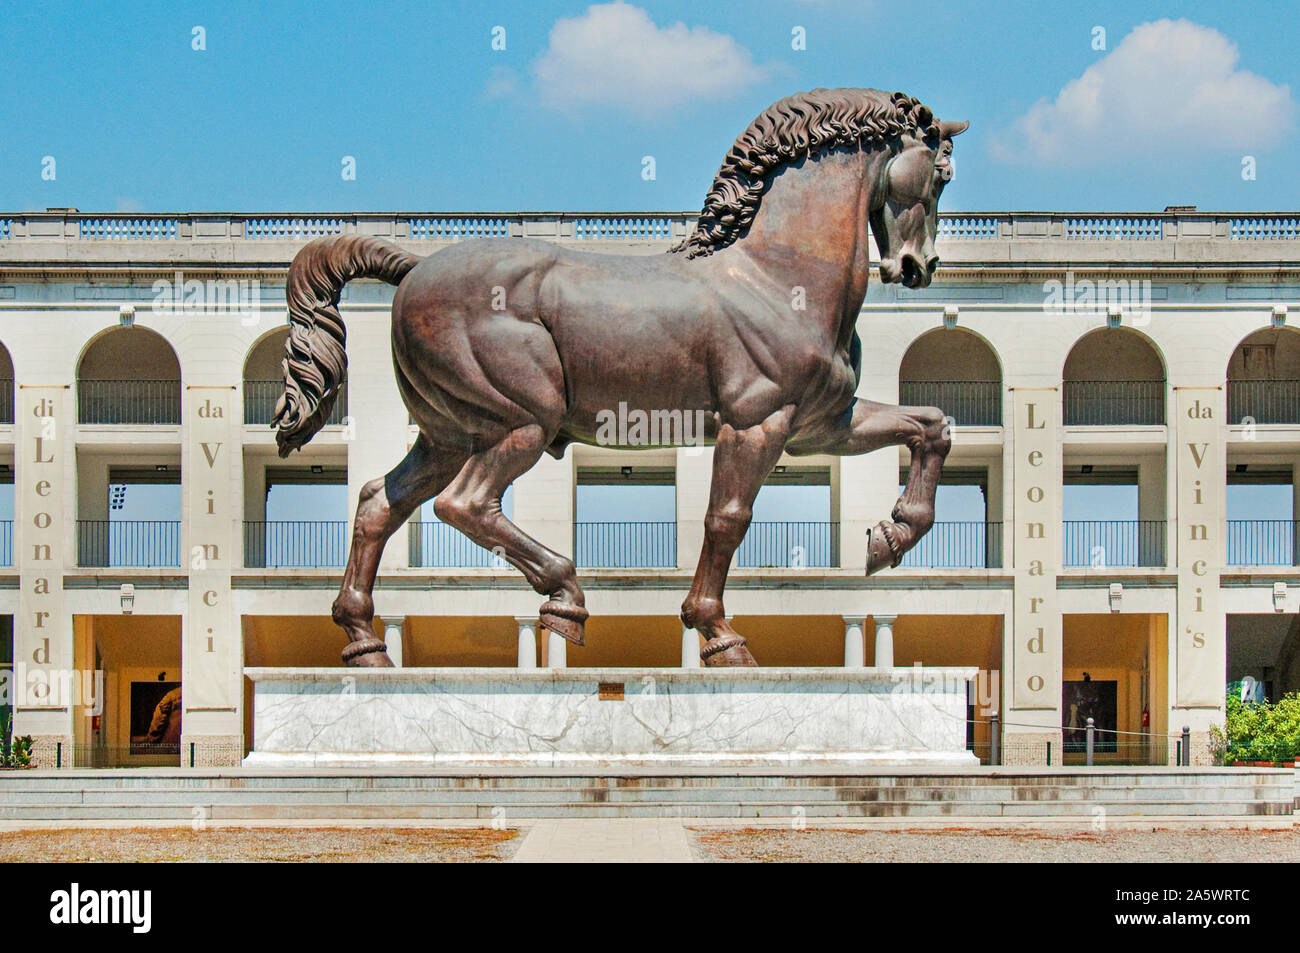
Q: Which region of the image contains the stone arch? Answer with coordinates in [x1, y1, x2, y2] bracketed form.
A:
[899, 327, 1003, 426]
[1062, 327, 1165, 425]
[76, 326, 180, 424]
[1225, 326, 1300, 424]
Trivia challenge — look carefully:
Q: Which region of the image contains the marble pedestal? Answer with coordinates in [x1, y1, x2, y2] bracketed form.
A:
[243, 667, 979, 768]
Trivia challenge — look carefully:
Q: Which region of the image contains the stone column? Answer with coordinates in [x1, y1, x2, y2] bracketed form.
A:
[345, 304, 414, 571]
[843, 615, 866, 667]
[547, 629, 568, 668]
[382, 616, 404, 667]
[181, 384, 242, 767]
[515, 617, 537, 669]
[873, 615, 896, 667]
[1001, 386, 1064, 766]
[680, 624, 700, 668]
[1172, 385, 1226, 765]
[15, 385, 73, 767]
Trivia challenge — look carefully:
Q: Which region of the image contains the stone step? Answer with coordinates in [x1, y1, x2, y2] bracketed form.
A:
[0, 783, 1289, 807]
[0, 798, 1289, 820]
[1, 771, 1288, 791]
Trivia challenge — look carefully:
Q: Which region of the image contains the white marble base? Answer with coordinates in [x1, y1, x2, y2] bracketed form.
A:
[244, 667, 979, 768]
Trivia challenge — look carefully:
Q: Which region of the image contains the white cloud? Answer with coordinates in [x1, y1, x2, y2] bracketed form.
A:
[533, 2, 769, 115]
[997, 19, 1294, 164]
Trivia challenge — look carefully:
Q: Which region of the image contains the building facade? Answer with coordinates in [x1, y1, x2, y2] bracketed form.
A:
[2, 209, 1299, 768]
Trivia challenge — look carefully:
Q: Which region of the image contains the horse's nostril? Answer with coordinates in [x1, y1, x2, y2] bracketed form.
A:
[927, 256, 940, 274]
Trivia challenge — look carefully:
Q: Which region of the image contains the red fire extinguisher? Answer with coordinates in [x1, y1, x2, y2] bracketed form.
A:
[1141, 708, 1150, 728]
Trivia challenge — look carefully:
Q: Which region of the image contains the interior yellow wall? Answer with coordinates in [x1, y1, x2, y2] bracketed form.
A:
[74, 614, 182, 762]
[735, 615, 844, 666]
[242, 615, 357, 667]
[1063, 613, 1167, 763]
[406, 616, 518, 667]
[564, 615, 682, 667]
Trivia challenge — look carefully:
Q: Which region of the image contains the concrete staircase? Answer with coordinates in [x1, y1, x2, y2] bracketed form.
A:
[0, 768, 1293, 820]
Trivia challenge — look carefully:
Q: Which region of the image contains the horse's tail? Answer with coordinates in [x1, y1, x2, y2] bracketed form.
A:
[275, 235, 423, 457]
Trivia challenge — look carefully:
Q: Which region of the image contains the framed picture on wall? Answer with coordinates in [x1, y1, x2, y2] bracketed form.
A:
[129, 681, 181, 754]
[1063, 679, 1117, 753]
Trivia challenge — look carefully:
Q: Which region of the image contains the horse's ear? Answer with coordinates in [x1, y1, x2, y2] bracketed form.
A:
[940, 120, 970, 139]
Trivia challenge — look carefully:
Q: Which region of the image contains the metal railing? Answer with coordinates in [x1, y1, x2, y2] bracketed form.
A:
[0, 379, 13, 423]
[76, 520, 181, 567]
[1063, 379, 1165, 425]
[574, 522, 676, 568]
[408, 521, 508, 568]
[900, 521, 1002, 569]
[0, 520, 11, 567]
[1225, 519, 1299, 566]
[244, 379, 348, 425]
[1062, 520, 1166, 567]
[243, 521, 348, 568]
[898, 380, 1001, 426]
[1226, 379, 1300, 425]
[736, 521, 839, 568]
[77, 379, 181, 424]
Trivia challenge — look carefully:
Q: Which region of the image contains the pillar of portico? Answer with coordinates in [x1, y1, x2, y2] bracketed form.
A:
[546, 629, 568, 669]
[681, 624, 700, 668]
[382, 616, 405, 667]
[14, 384, 73, 767]
[516, 617, 538, 669]
[842, 615, 866, 667]
[181, 381, 242, 767]
[873, 615, 896, 667]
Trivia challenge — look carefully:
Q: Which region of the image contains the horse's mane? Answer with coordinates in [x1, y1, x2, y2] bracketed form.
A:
[671, 88, 941, 259]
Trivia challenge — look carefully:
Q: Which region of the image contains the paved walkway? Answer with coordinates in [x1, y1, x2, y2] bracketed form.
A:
[511, 819, 694, 863]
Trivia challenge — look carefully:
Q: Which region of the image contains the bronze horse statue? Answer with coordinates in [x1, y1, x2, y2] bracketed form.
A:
[274, 87, 967, 667]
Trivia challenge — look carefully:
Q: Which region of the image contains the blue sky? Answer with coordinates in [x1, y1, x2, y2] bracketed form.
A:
[1, 0, 1296, 213]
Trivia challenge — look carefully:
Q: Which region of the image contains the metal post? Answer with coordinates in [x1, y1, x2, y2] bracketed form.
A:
[1085, 717, 1095, 767]
[56, 742, 62, 769]
[989, 712, 1000, 766]
[1046, 740, 1052, 766]
[189, 742, 196, 768]
[1181, 725, 1191, 766]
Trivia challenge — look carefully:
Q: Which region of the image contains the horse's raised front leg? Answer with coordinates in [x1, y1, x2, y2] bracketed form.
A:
[799, 397, 950, 574]
[434, 423, 588, 645]
[333, 435, 467, 667]
[682, 406, 794, 667]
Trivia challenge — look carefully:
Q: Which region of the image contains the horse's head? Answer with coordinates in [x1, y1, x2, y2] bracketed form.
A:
[872, 118, 968, 289]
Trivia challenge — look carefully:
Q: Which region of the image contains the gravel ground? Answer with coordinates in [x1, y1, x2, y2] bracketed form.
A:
[690, 827, 1300, 863]
[0, 827, 521, 863]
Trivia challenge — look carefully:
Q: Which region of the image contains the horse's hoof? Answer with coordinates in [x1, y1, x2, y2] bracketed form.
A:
[701, 635, 757, 667]
[865, 522, 900, 576]
[342, 638, 393, 667]
[539, 601, 588, 646]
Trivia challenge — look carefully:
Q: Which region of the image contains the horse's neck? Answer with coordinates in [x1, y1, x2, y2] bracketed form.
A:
[731, 147, 881, 344]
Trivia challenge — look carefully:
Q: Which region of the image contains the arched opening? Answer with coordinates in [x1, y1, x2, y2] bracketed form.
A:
[898, 329, 1003, 568]
[243, 326, 347, 425]
[1226, 326, 1300, 424]
[1062, 328, 1165, 425]
[77, 327, 180, 424]
[0, 342, 13, 424]
[899, 328, 1003, 426]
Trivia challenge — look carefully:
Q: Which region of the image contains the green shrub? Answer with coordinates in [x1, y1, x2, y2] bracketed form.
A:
[0, 711, 33, 769]
[1211, 691, 1300, 765]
